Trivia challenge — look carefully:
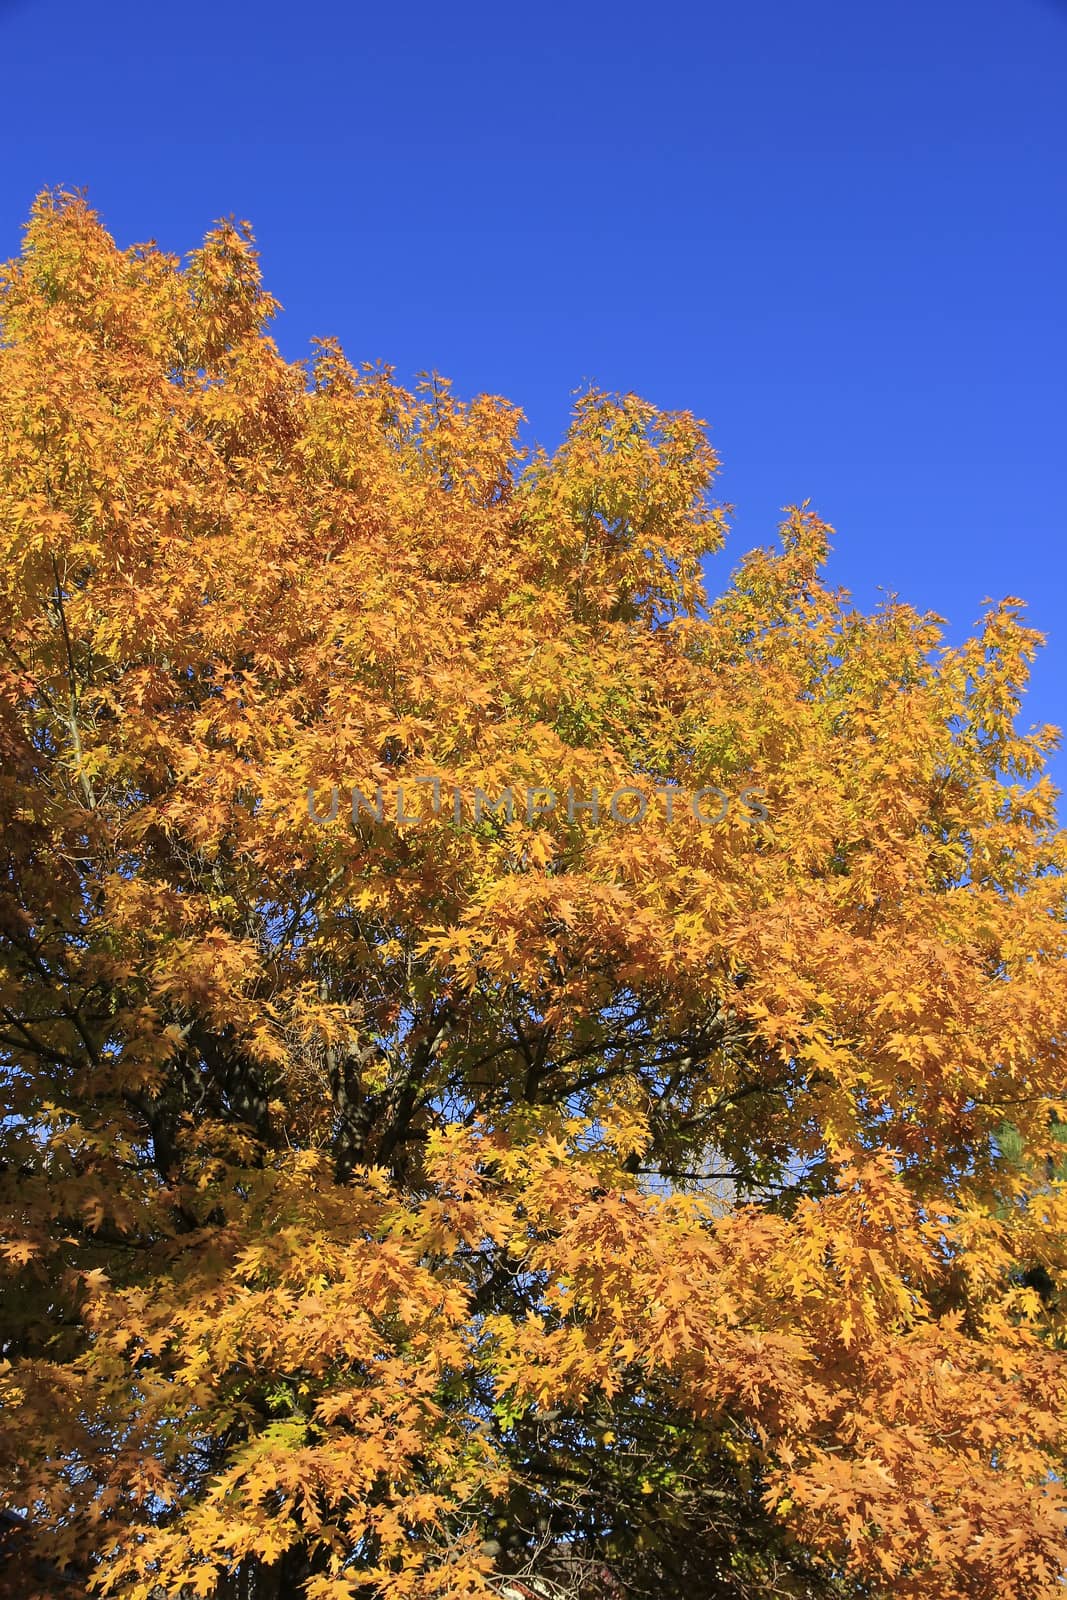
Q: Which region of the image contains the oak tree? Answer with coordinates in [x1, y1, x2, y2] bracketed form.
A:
[1, 192, 1066, 1599]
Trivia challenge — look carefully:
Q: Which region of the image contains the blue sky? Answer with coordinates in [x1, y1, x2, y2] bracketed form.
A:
[1, 0, 1064, 785]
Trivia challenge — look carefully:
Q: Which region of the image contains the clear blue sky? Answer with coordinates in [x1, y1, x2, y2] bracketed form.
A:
[1, 0, 1065, 784]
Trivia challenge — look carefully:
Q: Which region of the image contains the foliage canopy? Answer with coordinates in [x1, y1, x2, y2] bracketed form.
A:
[1, 194, 1066, 1600]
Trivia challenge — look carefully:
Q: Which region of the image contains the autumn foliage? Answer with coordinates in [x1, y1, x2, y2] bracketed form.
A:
[1, 192, 1066, 1599]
